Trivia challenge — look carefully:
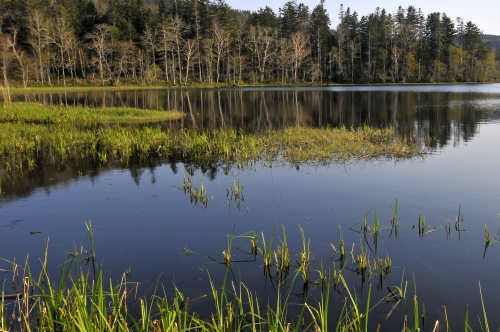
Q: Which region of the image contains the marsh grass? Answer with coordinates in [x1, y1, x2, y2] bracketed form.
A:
[455, 204, 466, 231]
[484, 223, 491, 245]
[330, 228, 346, 268]
[275, 226, 291, 273]
[224, 180, 244, 209]
[373, 207, 380, 241]
[260, 225, 277, 268]
[298, 226, 312, 285]
[0, 220, 496, 332]
[180, 174, 211, 207]
[0, 103, 427, 175]
[0, 102, 184, 127]
[389, 198, 401, 238]
[418, 215, 426, 238]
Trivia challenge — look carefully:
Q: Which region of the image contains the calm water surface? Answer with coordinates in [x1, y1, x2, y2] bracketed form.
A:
[2, 84, 500, 330]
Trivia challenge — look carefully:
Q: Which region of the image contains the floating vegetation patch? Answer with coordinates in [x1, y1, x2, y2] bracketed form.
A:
[0, 104, 428, 176]
[0, 102, 184, 126]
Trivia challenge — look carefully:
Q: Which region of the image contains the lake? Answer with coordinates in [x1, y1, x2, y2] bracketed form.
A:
[2, 84, 500, 330]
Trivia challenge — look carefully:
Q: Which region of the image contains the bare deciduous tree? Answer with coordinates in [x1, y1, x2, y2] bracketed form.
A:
[0, 33, 14, 103]
[172, 16, 189, 85]
[290, 31, 310, 83]
[202, 38, 214, 84]
[27, 9, 49, 84]
[159, 19, 174, 83]
[246, 26, 279, 82]
[212, 22, 229, 83]
[48, 15, 74, 86]
[141, 24, 159, 82]
[113, 40, 136, 85]
[184, 39, 198, 85]
[86, 24, 113, 86]
[7, 27, 30, 88]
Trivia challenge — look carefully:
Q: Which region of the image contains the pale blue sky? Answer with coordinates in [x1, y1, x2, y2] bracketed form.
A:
[226, 0, 500, 35]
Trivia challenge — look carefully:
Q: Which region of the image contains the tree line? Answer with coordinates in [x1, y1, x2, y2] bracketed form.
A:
[0, 0, 498, 88]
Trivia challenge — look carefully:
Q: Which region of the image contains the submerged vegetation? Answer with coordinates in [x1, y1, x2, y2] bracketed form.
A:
[0, 200, 496, 331]
[0, 103, 427, 179]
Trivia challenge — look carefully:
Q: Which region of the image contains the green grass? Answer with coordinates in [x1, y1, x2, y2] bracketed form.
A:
[0, 104, 428, 176]
[0, 102, 184, 126]
[6, 80, 492, 94]
[0, 218, 496, 332]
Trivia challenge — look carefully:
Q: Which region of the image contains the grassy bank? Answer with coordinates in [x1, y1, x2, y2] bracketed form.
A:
[0, 103, 427, 173]
[6, 81, 495, 94]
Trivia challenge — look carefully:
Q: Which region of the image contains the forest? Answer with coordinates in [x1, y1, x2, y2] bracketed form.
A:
[0, 0, 498, 88]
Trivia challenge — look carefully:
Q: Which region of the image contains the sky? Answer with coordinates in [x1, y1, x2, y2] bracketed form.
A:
[226, 0, 500, 35]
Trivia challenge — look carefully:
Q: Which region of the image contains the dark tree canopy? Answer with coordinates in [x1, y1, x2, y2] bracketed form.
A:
[0, 0, 496, 87]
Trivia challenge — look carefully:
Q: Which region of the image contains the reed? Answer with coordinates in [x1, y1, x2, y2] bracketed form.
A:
[249, 233, 258, 257]
[260, 224, 277, 268]
[465, 305, 469, 332]
[225, 180, 244, 209]
[412, 277, 419, 332]
[479, 281, 490, 332]
[305, 268, 331, 332]
[264, 271, 305, 332]
[455, 204, 465, 231]
[231, 180, 244, 202]
[484, 223, 491, 245]
[223, 224, 237, 266]
[373, 207, 380, 237]
[298, 225, 311, 285]
[362, 209, 371, 234]
[0, 221, 497, 332]
[274, 226, 290, 273]
[418, 214, 426, 238]
[389, 198, 400, 238]
[356, 242, 370, 282]
[335, 274, 372, 332]
[330, 228, 346, 268]
[179, 174, 210, 206]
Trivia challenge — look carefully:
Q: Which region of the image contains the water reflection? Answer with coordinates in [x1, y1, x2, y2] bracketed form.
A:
[2, 86, 500, 331]
[15, 86, 499, 148]
[4, 85, 500, 198]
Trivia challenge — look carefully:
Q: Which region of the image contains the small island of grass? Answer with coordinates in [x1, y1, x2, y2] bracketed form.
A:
[0, 103, 427, 173]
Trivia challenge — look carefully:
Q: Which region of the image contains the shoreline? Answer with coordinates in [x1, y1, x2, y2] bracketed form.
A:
[6, 81, 498, 94]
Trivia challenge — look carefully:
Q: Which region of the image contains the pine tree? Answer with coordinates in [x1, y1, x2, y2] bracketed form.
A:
[309, 0, 331, 82]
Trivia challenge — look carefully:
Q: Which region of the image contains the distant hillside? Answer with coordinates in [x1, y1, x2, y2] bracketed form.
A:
[482, 34, 500, 49]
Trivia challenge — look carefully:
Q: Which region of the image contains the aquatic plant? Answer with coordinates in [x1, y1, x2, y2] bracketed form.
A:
[418, 214, 426, 238]
[225, 179, 244, 209]
[0, 103, 428, 176]
[260, 225, 276, 268]
[0, 220, 497, 332]
[274, 226, 290, 273]
[484, 223, 491, 245]
[373, 207, 380, 241]
[179, 173, 211, 207]
[455, 204, 466, 231]
[298, 225, 311, 285]
[389, 198, 401, 238]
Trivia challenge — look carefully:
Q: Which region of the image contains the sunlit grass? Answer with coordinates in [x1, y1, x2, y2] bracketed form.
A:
[0, 103, 427, 173]
[0, 102, 184, 127]
[0, 204, 495, 332]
